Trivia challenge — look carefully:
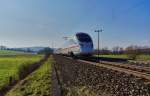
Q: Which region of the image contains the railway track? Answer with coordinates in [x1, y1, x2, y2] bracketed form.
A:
[65, 56, 150, 81]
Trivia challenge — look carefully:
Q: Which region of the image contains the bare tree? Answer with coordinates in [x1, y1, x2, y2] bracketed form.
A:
[125, 45, 140, 60]
[112, 46, 123, 54]
[101, 47, 111, 55]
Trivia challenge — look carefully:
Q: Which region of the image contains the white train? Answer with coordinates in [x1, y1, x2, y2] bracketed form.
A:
[55, 32, 94, 56]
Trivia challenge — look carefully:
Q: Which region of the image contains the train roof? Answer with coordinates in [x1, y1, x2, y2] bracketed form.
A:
[76, 32, 89, 35]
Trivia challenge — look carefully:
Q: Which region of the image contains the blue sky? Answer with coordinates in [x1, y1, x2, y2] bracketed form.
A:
[0, 0, 149, 49]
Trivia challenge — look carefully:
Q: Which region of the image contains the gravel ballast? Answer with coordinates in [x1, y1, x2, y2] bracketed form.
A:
[54, 55, 150, 96]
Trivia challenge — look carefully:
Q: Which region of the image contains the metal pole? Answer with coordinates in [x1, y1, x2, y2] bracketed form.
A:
[95, 29, 103, 63]
[98, 31, 100, 59]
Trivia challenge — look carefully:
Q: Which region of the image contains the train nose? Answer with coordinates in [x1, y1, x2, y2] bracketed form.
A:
[80, 43, 93, 54]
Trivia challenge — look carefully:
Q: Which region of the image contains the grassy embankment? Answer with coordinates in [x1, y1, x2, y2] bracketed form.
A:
[97, 54, 150, 61]
[0, 50, 43, 91]
[6, 56, 52, 96]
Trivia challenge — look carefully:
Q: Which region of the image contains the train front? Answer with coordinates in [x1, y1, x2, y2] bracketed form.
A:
[76, 32, 94, 55]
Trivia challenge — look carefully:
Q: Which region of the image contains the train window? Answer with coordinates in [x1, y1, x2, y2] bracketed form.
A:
[61, 39, 77, 48]
[76, 33, 92, 42]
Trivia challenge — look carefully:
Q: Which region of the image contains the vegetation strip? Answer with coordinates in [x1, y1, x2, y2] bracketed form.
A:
[6, 56, 52, 96]
[0, 55, 48, 96]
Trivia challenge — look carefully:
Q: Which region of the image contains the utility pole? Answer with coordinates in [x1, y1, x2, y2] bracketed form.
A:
[51, 42, 54, 54]
[95, 29, 103, 62]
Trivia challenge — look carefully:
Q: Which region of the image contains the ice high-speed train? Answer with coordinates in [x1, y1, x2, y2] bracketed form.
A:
[55, 32, 94, 56]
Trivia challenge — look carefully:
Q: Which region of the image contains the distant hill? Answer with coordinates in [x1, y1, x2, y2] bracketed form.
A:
[9, 47, 52, 53]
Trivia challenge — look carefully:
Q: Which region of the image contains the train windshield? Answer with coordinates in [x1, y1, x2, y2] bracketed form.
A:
[76, 33, 92, 42]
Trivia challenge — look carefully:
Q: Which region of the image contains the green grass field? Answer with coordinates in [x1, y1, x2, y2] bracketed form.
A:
[6, 56, 52, 96]
[96, 54, 150, 61]
[98, 54, 128, 59]
[0, 50, 30, 56]
[0, 54, 43, 90]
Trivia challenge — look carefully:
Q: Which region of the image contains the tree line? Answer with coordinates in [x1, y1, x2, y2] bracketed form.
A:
[94, 45, 150, 60]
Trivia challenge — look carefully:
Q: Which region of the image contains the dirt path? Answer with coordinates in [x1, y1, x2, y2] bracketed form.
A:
[51, 64, 61, 96]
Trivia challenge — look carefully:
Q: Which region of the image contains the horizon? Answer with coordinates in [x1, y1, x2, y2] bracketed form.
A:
[0, 0, 150, 48]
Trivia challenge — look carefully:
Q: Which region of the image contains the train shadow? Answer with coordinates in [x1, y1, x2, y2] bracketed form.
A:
[80, 56, 128, 63]
[60, 54, 128, 63]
